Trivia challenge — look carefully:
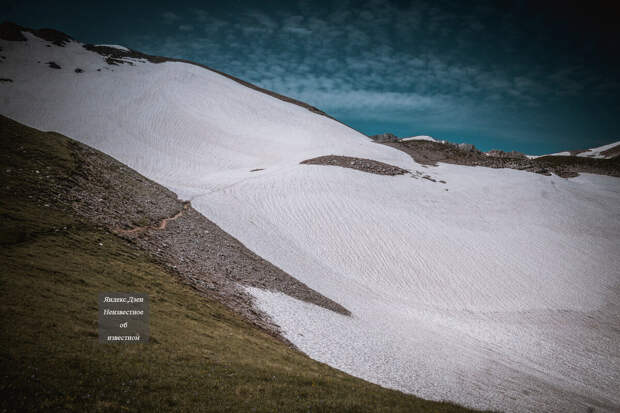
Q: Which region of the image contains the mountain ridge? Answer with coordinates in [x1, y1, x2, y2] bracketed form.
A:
[0, 21, 333, 119]
[370, 133, 620, 178]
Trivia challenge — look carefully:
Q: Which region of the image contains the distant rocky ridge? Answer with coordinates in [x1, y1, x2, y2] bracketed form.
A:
[371, 133, 483, 153]
[371, 134, 620, 178]
[600, 144, 620, 158]
[486, 149, 527, 159]
[549, 141, 620, 160]
[370, 133, 399, 143]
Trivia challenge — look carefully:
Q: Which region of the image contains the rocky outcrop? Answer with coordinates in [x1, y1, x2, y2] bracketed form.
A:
[487, 149, 527, 159]
[456, 143, 478, 152]
[301, 155, 408, 175]
[0, 22, 72, 46]
[381, 137, 620, 178]
[370, 133, 399, 143]
[601, 143, 620, 158]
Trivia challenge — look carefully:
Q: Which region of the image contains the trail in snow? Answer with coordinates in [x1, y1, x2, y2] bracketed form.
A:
[114, 203, 190, 235]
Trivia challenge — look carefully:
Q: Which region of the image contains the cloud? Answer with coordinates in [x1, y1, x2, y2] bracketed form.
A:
[191, 9, 209, 22]
[302, 90, 444, 112]
[124, 0, 617, 150]
[283, 26, 312, 35]
[162, 11, 181, 24]
[245, 10, 277, 29]
[241, 26, 269, 35]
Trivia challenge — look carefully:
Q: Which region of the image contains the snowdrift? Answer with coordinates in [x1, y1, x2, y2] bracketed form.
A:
[549, 141, 620, 159]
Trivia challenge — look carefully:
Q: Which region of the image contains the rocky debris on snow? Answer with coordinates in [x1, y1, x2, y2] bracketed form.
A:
[0, 78, 12, 82]
[83, 45, 138, 66]
[46, 61, 60, 69]
[301, 155, 408, 176]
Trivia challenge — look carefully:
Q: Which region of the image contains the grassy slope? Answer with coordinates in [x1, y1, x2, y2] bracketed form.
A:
[0, 116, 484, 412]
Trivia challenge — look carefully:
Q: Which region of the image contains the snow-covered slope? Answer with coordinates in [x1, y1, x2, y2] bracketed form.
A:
[1, 29, 619, 413]
[400, 135, 436, 142]
[95, 44, 130, 52]
[548, 141, 620, 159]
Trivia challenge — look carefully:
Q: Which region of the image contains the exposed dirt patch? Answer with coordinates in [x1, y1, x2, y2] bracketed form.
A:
[113, 202, 190, 234]
[46, 61, 60, 69]
[380, 139, 620, 178]
[0, 78, 12, 82]
[250, 168, 264, 172]
[0, 22, 71, 46]
[301, 155, 408, 176]
[0, 115, 349, 347]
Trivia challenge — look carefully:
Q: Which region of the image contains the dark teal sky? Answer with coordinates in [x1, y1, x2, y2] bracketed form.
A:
[4, 0, 619, 154]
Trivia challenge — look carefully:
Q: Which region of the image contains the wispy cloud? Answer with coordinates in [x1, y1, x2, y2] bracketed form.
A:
[123, 0, 618, 151]
[162, 11, 181, 24]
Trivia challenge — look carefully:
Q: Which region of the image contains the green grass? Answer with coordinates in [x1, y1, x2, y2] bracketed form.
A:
[0, 116, 484, 412]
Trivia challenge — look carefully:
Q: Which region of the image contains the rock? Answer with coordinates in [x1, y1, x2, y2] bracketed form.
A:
[456, 143, 477, 152]
[487, 149, 526, 159]
[301, 155, 408, 176]
[370, 133, 399, 143]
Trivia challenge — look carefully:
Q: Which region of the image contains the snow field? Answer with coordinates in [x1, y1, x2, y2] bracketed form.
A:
[2, 33, 619, 412]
